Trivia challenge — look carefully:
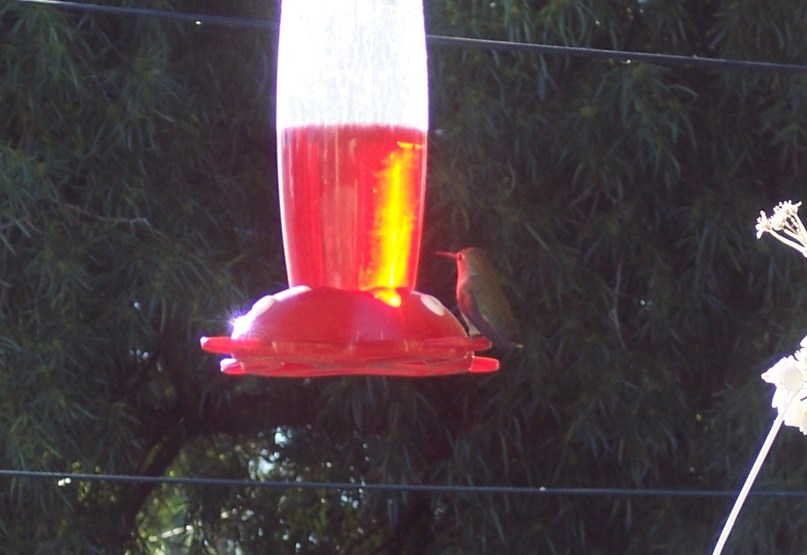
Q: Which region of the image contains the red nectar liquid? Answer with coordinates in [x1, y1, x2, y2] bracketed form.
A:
[279, 124, 427, 292]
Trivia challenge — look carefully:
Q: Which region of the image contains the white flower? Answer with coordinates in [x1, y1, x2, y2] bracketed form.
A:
[761, 345, 807, 433]
[782, 397, 807, 433]
[762, 355, 802, 402]
[794, 398, 807, 435]
[755, 211, 770, 239]
[761, 355, 804, 390]
[772, 201, 801, 227]
[780, 394, 807, 435]
[756, 200, 807, 257]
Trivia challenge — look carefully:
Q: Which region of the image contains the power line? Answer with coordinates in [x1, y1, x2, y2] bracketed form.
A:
[16, 0, 274, 29]
[429, 35, 807, 75]
[15, 0, 807, 75]
[1, 469, 805, 499]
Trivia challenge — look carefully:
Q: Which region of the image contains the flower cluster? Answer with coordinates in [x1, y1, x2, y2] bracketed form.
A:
[755, 200, 807, 256]
[713, 200, 807, 554]
[761, 335, 807, 433]
[757, 201, 807, 431]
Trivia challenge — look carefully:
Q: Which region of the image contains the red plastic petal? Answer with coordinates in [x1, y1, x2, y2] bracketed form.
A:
[201, 287, 498, 377]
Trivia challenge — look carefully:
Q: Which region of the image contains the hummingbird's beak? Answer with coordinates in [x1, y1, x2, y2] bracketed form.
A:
[435, 251, 458, 259]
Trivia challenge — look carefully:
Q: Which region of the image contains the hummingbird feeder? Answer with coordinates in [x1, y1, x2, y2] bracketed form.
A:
[200, 0, 499, 377]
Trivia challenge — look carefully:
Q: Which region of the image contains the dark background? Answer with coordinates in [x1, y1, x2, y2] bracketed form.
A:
[3, 0, 807, 552]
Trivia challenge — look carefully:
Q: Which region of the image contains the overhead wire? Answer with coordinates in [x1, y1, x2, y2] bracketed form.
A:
[2, 469, 807, 499]
[15, 0, 807, 75]
[16, 0, 275, 29]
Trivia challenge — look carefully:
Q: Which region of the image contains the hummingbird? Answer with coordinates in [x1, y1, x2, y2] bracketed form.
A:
[436, 247, 522, 350]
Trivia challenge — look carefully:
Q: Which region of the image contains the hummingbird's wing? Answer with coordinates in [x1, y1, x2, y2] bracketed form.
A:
[459, 279, 520, 349]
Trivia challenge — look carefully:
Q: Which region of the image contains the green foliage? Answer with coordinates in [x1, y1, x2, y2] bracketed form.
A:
[3, 0, 807, 552]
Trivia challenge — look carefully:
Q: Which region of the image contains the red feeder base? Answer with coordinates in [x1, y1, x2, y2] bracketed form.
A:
[200, 286, 499, 377]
